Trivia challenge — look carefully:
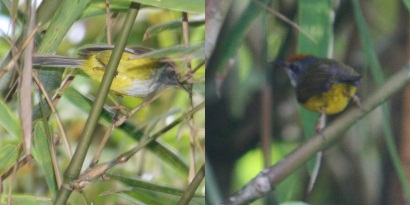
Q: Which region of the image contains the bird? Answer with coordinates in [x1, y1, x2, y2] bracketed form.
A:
[33, 45, 182, 97]
[275, 54, 362, 132]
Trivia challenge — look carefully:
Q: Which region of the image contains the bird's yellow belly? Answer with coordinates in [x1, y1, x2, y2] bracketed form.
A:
[80, 51, 158, 96]
[302, 83, 357, 114]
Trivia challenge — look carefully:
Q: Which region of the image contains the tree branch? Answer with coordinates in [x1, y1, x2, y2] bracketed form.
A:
[221, 63, 410, 205]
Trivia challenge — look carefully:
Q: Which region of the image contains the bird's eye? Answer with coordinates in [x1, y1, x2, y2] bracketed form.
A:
[289, 63, 302, 74]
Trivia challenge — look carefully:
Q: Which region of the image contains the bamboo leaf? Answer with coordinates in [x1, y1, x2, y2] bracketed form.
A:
[0, 195, 52, 205]
[144, 17, 204, 40]
[0, 99, 22, 140]
[111, 0, 204, 13]
[32, 121, 58, 199]
[61, 87, 189, 176]
[0, 144, 21, 176]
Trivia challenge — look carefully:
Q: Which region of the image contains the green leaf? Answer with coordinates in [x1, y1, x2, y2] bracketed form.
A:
[0, 195, 52, 205]
[150, 141, 190, 176]
[32, 121, 58, 199]
[110, 0, 204, 13]
[131, 43, 205, 59]
[296, 0, 332, 188]
[81, 2, 130, 19]
[60, 86, 113, 125]
[0, 99, 22, 140]
[83, 1, 205, 19]
[352, 0, 410, 201]
[296, 0, 332, 136]
[403, 0, 410, 11]
[36, 0, 91, 110]
[106, 173, 205, 204]
[61, 87, 189, 176]
[144, 17, 205, 40]
[115, 187, 204, 205]
[280, 202, 310, 205]
[297, 0, 332, 57]
[0, 144, 21, 176]
[108, 172, 203, 196]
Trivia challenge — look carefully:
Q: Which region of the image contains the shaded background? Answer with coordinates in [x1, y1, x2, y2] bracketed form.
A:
[206, 0, 410, 204]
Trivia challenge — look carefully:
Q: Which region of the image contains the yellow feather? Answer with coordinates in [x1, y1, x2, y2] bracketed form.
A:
[81, 50, 159, 95]
[302, 83, 357, 114]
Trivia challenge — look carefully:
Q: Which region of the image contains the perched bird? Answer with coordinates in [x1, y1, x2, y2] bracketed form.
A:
[276, 54, 362, 132]
[33, 45, 181, 97]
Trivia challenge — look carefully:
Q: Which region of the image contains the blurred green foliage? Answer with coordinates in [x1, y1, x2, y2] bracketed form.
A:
[207, 0, 410, 204]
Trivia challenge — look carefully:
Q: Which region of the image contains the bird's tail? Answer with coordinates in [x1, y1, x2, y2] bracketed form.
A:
[33, 55, 84, 68]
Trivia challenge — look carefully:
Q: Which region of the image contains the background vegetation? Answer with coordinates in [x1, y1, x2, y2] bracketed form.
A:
[0, 0, 204, 204]
[206, 0, 410, 204]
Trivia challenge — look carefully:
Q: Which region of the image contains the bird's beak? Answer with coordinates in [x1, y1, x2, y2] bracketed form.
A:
[271, 60, 297, 87]
[177, 79, 192, 95]
[271, 59, 289, 69]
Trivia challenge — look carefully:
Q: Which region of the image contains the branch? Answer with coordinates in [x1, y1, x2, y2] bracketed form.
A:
[221, 63, 410, 204]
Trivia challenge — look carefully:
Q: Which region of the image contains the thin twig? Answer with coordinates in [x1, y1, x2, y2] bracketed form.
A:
[49, 132, 63, 188]
[0, 22, 41, 78]
[117, 101, 204, 164]
[105, 0, 112, 45]
[51, 74, 75, 107]
[182, 12, 197, 182]
[89, 123, 115, 167]
[114, 88, 169, 127]
[221, 64, 410, 205]
[7, 163, 18, 205]
[180, 60, 205, 83]
[32, 71, 73, 157]
[252, 0, 317, 44]
[70, 102, 204, 191]
[178, 164, 205, 205]
[20, 0, 37, 155]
